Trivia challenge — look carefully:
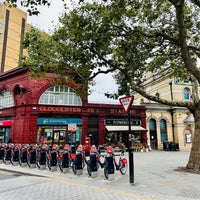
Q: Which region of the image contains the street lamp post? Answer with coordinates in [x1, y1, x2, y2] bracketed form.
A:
[128, 109, 134, 184]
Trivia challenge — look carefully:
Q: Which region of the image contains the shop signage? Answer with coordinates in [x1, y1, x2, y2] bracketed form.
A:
[39, 106, 82, 113]
[106, 119, 141, 126]
[0, 120, 12, 126]
[68, 124, 77, 132]
[37, 118, 82, 125]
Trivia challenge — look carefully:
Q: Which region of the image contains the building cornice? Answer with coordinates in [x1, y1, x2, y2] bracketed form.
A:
[0, 67, 29, 81]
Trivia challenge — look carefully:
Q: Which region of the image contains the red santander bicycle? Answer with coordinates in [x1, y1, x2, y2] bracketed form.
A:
[103, 146, 128, 179]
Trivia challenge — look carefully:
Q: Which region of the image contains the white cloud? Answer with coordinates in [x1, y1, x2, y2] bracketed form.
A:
[18, 0, 65, 33]
[88, 73, 119, 104]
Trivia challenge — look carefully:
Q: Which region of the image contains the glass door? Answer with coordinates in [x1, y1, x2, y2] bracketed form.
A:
[0, 132, 5, 143]
[53, 130, 66, 146]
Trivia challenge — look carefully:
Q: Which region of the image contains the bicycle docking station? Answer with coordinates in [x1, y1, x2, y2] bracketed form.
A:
[75, 153, 84, 175]
[61, 145, 70, 173]
[91, 171, 98, 178]
[50, 166, 57, 171]
[20, 162, 27, 167]
[20, 144, 28, 167]
[89, 152, 98, 178]
[76, 169, 83, 175]
[39, 164, 46, 170]
[30, 163, 37, 168]
[12, 161, 18, 166]
[12, 144, 20, 166]
[108, 174, 115, 181]
[49, 148, 58, 172]
[62, 167, 69, 173]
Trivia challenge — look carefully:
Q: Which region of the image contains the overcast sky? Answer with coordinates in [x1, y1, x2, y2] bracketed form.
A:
[17, 0, 119, 104]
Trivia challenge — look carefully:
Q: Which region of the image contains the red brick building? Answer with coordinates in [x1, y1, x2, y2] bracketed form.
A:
[0, 67, 147, 148]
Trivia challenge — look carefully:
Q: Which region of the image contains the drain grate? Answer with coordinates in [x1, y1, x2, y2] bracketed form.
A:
[176, 188, 200, 199]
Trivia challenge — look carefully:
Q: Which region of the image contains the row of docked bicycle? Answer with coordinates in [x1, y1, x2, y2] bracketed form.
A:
[0, 143, 128, 179]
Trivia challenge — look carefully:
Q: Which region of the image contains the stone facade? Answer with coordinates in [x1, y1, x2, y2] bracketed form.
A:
[134, 73, 194, 151]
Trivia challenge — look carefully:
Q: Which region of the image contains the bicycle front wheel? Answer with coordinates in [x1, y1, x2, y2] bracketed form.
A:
[47, 158, 51, 170]
[87, 160, 92, 176]
[120, 164, 127, 175]
[72, 160, 77, 174]
[104, 163, 109, 179]
[58, 159, 63, 172]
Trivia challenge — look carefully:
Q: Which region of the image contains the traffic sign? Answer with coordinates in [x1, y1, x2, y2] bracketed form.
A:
[119, 96, 134, 113]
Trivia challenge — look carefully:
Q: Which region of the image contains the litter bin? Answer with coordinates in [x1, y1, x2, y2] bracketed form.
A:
[169, 142, 176, 151]
[163, 141, 170, 151]
[175, 143, 179, 151]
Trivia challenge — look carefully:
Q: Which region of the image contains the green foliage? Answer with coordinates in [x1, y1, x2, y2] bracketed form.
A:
[20, 28, 58, 78]
[19, 0, 200, 103]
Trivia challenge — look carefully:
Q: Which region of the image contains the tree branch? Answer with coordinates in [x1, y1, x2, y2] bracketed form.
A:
[191, 0, 200, 7]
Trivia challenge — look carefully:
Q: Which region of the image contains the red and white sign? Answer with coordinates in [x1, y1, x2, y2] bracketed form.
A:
[68, 124, 77, 132]
[0, 120, 12, 126]
[119, 96, 134, 113]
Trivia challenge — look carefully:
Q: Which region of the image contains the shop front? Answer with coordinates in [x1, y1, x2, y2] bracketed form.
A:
[37, 118, 82, 146]
[0, 120, 12, 143]
[105, 119, 147, 150]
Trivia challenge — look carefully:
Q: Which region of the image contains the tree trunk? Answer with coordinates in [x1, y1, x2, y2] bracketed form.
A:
[186, 108, 200, 173]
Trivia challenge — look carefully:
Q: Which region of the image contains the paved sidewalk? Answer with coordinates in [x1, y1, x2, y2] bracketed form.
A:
[0, 151, 199, 200]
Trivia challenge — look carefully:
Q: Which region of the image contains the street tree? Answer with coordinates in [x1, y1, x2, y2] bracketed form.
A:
[15, 0, 200, 173]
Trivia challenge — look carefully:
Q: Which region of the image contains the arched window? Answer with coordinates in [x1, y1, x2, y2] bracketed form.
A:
[149, 119, 156, 130]
[184, 87, 190, 101]
[160, 119, 167, 141]
[39, 86, 82, 106]
[0, 90, 14, 108]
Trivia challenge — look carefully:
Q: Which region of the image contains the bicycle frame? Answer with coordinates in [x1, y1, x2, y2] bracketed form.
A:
[103, 150, 128, 179]
[118, 154, 128, 175]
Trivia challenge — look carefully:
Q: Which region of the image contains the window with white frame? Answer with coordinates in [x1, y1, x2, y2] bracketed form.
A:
[184, 87, 190, 101]
[39, 86, 82, 106]
[0, 90, 14, 108]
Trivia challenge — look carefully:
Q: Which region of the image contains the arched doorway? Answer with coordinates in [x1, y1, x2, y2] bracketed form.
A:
[149, 119, 157, 150]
